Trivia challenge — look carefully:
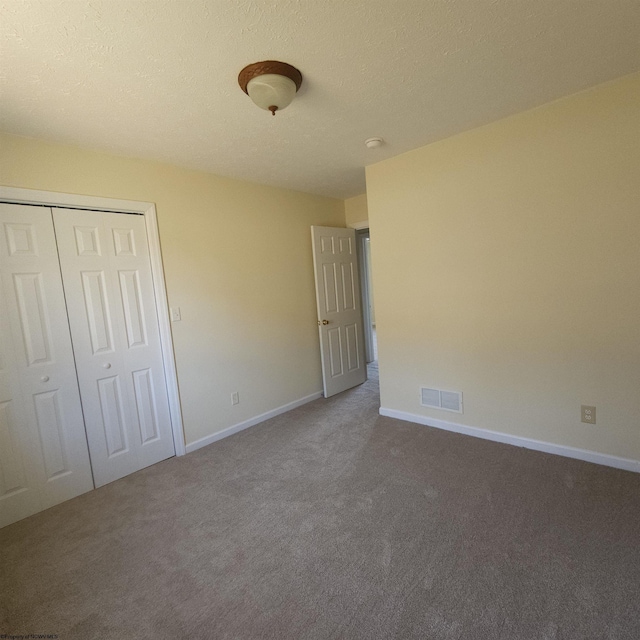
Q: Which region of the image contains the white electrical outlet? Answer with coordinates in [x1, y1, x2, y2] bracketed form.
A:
[231, 392, 239, 406]
[581, 405, 596, 424]
[170, 307, 182, 322]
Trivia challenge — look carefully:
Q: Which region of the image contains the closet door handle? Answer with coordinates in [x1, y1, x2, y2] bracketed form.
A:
[103, 362, 112, 369]
[40, 376, 50, 383]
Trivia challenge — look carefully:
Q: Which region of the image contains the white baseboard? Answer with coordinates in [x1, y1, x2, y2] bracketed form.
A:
[379, 407, 640, 473]
[185, 391, 323, 454]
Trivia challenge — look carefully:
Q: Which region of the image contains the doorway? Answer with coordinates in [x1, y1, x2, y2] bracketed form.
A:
[356, 229, 377, 364]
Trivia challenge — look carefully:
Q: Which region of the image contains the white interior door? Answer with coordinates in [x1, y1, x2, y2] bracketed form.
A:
[311, 226, 366, 397]
[0, 204, 93, 528]
[52, 208, 175, 487]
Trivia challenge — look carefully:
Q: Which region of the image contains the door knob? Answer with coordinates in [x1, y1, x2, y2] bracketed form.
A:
[317, 319, 330, 326]
[103, 362, 112, 369]
[40, 376, 49, 383]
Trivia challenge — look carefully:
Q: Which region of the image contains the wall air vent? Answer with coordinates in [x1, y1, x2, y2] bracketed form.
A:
[421, 387, 463, 414]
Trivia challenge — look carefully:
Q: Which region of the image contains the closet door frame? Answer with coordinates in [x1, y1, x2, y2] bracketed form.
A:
[0, 186, 185, 457]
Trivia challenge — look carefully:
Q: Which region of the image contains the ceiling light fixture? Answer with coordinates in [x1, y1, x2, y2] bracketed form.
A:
[238, 60, 303, 116]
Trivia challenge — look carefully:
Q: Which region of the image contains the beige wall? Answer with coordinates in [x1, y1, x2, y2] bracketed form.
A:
[345, 193, 369, 228]
[366, 73, 640, 462]
[0, 133, 345, 446]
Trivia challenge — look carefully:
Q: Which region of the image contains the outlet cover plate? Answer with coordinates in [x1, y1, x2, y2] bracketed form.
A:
[581, 405, 596, 424]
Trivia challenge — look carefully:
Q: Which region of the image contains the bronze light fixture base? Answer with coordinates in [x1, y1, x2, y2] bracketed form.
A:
[238, 61, 303, 115]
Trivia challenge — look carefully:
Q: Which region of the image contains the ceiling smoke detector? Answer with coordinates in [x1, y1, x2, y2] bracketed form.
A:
[238, 60, 303, 116]
[365, 137, 384, 149]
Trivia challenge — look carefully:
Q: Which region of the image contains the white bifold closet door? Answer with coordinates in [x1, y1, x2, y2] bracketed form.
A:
[0, 204, 93, 528]
[52, 208, 175, 488]
[1, 204, 175, 527]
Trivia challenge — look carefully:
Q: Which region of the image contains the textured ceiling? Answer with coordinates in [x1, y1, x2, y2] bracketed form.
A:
[1, 1, 639, 199]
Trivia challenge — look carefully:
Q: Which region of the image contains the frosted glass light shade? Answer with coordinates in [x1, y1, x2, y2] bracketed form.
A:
[246, 74, 297, 114]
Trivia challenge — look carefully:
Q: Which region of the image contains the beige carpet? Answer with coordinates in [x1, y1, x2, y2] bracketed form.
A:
[1, 363, 639, 639]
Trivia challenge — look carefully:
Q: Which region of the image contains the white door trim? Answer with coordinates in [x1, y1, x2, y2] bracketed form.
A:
[356, 229, 374, 363]
[0, 186, 186, 456]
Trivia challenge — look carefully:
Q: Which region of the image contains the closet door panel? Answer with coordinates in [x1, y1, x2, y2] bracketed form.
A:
[0, 295, 41, 527]
[0, 204, 94, 528]
[53, 209, 174, 487]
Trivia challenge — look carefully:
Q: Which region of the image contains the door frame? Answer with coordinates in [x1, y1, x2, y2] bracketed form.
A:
[355, 228, 375, 364]
[0, 186, 186, 456]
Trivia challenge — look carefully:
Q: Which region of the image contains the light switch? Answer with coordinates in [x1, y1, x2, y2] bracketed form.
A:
[170, 307, 182, 322]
